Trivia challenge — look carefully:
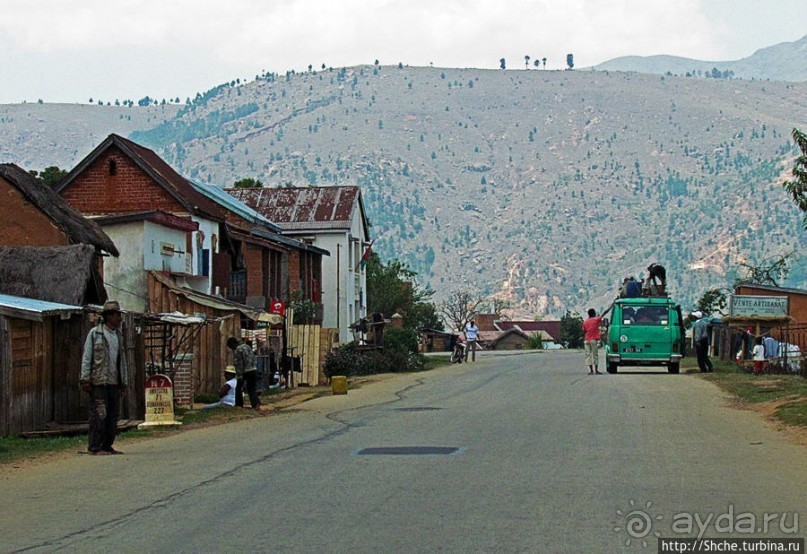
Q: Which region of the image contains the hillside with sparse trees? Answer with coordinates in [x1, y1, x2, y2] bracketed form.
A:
[1, 53, 806, 318]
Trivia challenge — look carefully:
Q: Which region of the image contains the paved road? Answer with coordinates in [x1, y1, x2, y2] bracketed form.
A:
[1, 350, 805, 553]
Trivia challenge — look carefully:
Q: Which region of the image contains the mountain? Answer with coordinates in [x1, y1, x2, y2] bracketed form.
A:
[1, 61, 806, 319]
[592, 35, 807, 82]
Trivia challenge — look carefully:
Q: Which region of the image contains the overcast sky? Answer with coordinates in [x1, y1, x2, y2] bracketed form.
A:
[0, 0, 804, 105]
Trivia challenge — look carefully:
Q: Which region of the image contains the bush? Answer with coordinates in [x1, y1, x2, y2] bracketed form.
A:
[322, 329, 426, 378]
[384, 327, 419, 353]
[526, 334, 544, 349]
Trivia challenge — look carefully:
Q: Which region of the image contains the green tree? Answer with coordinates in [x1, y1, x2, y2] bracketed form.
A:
[29, 166, 68, 189]
[366, 252, 440, 331]
[233, 177, 263, 188]
[559, 310, 584, 348]
[524, 54, 530, 69]
[566, 53, 574, 70]
[534, 59, 541, 69]
[783, 128, 807, 228]
[499, 58, 506, 70]
[695, 288, 729, 315]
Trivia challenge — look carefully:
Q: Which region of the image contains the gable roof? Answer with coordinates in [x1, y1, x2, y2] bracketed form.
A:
[0, 244, 106, 305]
[0, 163, 119, 256]
[496, 320, 562, 341]
[734, 283, 807, 296]
[189, 181, 328, 255]
[56, 134, 224, 221]
[226, 186, 369, 237]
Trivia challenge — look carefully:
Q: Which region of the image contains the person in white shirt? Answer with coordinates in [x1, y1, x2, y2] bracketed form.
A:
[202, 367, 238, 409]
[752, 337, 765, 375]
[464, 320, 480, 362]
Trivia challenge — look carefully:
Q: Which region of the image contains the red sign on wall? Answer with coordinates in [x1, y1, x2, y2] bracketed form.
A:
[270, 301, 286, 316]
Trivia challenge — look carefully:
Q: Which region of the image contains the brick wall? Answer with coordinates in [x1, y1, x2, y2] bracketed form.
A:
[0, 178, 70, 247]
[60, 147, 185, 214]
[171, 353, 194, 409]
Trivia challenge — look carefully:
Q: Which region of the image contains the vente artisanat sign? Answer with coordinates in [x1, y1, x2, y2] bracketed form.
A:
[729, 295, 788, 317]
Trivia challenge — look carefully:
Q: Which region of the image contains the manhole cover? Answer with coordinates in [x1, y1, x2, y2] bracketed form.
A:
[354, 446, 463, 456]
[395, 407, 443, 412]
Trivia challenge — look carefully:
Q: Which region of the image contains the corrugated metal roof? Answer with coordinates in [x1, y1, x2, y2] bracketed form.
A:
[190, 180, 281, 233]
[226, 186, 366, 234]
[0, 293, 83, 321]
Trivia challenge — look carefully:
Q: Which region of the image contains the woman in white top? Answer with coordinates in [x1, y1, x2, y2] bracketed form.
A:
[752, 337, 765, 375]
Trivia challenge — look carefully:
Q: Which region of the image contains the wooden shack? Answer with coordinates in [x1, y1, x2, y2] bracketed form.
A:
[0, 294, 85, 436]
[0, 245, 143, 437]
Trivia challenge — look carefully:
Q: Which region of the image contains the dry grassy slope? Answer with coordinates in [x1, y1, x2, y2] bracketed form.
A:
[1, 67, 806, 318]
[0, 102, 179, 169]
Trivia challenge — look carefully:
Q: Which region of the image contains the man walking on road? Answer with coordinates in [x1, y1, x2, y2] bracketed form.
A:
[691, 311, 713, 373]
[464, 319, 480, 362]
[582, 308, 604, 374]
[80, 300, 129, 455]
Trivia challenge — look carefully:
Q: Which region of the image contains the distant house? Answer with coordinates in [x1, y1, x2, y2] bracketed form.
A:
[496, 320, 562, 347]
[228, 186, 370, 343]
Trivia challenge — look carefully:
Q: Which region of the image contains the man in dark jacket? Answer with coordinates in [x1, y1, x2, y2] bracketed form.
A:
[227, 336, 261, 411]
[80, 300, 129, 455]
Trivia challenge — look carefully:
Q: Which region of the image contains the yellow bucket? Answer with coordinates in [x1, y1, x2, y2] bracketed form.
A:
[331, 375, 348, 395]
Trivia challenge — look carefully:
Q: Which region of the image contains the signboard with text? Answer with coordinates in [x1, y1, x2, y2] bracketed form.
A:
[729, 295, 788, 318]
[138, 374, 181, 429]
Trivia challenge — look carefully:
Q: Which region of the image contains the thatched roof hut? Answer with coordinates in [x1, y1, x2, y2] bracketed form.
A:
[0, 244, 106, 305]
[0, 163, 118, 256]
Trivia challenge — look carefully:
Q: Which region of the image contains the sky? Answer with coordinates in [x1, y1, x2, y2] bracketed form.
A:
[0, 0, 804, 105]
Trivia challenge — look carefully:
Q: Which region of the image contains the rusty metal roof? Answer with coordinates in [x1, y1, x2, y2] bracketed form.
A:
[226, 186, 368, 235]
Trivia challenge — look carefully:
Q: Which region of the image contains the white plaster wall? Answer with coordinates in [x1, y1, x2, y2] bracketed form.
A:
[307, 227, 368, 343]
[100, 222, 147, 313]
[189, 217, 219, 294]
[143, 221, 190, 274]
[314, 232, 341, 335]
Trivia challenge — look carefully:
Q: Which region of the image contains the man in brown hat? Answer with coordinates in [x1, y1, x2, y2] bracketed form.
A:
[80, 300, 129, 455]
